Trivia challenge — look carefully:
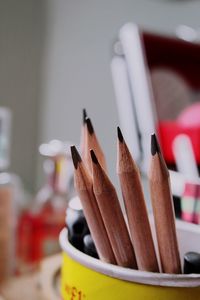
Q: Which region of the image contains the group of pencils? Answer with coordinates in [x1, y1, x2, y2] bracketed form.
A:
[70, 109, 182, 274]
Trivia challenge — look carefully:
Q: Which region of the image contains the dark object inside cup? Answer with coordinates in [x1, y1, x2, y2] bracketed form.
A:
[184, 252, 200, 274]
[66, 203, 89, 251]
[83, 234, 99, 259]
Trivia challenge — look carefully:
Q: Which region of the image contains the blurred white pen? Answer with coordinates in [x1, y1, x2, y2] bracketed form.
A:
[172, 134, 199, 181]
[111, 55, 141, 163]
[119, 23, 156, 173]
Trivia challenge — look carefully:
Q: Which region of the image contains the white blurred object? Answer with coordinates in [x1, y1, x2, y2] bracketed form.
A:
[176, 25, 198, 43]
[39, 140, 75, 199]
[170, 134, 200, 199]
[172, 134, 199, 181]
[111, 56, 140, 162]
[0, 107, 11, 171]
[169, 170, 186, 198]
[169, 169, 200, 198]
[119, 23, 156, 173]
[39, 139, 67, 157]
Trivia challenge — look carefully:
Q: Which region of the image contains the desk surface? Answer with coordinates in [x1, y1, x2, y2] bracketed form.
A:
[0, 254, 61, 300]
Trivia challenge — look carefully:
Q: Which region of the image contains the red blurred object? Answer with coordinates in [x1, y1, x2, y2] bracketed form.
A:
[18, 202, 65, 265]
[140, 31, 200, 165]
[180, 182, 198, 224]
[17, 156, 68, 272]
[158, 121, 200, 164]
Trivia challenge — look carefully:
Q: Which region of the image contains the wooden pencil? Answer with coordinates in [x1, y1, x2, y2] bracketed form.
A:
[90, 149, 137, 268]
[83, 117, 107, 173]
[149, 134, 181, 274]
[80, 108, 87, 157]
[117, 127, 159, 272]
[70, 146, 116, 264]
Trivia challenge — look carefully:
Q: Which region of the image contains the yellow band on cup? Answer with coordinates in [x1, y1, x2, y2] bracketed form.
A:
[60, 218, 200, 300]
[61, 252, 200, 300]
[60, 221, 200, 300]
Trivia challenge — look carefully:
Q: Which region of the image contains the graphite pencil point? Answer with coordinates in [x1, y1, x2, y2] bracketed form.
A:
[151, 133, 160, 156]
[71, 146, 82, 169]
[86, 118, 94, 135]
[90, 149, 99, 164]
[83, 108, 87, 124]
[117, 126, 124, 143]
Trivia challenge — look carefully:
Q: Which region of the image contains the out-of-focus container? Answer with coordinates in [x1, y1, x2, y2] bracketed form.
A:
[0, 108, 15, 282]
[17, 140, 74, 272]
[0, 174, 15, 282]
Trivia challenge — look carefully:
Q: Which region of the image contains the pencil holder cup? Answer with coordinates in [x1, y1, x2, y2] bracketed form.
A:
[59, 220, 200, 300]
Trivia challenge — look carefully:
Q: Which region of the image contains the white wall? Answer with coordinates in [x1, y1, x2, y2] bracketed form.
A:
[1, 0, 200, 191]
[38, 0, 200, 188]
[0, 0, 45, 192]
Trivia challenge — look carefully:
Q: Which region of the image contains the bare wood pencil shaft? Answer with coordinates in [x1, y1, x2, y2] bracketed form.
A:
[117, 130, 159, 272]
[83, 118, 107, 173]
[71, 147, 116, 264]
[149, 135, 181, 274]
[91, 150, 137, 268]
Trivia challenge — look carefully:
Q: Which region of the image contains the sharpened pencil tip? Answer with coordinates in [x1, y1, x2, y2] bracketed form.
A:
[83, 108, 87, 124]
[86, 118, 94, 135]
[151, 134, 160, 156]
[71, 146, 82, 169]
[90, 150, 98, 164]
[117, 126, 124, 143]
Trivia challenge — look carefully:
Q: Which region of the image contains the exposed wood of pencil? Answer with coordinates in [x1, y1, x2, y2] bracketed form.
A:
[83, 117, 107, 173]
[90, 150, 137, 268]
[71, 146, 116, 264]
[117, 127, 159, 272]
[149, 134, 181, 274]
[80, 108, 87, 156]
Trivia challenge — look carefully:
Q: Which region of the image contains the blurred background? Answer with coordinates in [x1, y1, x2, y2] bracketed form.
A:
[1, 0, 200, 191]
[1, 0, 200, 298]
